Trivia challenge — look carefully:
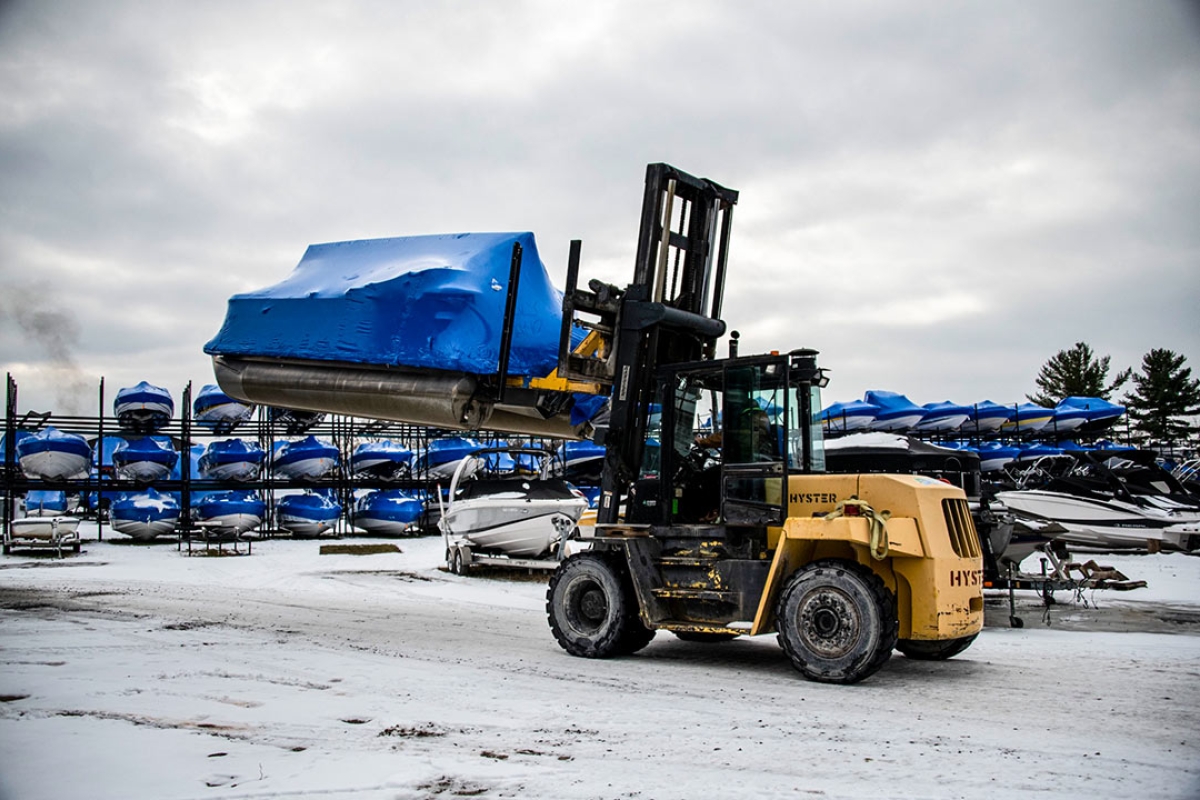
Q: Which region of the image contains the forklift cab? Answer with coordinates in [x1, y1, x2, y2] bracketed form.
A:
[631, 349, 827, 527]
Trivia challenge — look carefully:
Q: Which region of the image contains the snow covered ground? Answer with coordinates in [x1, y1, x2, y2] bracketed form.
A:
[1, 526, 1198, 800]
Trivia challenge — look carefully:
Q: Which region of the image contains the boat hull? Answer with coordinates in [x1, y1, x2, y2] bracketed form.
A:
[10, 516, 81, 542]
[109, 490, 181, 541]
[272, 437, 339, 481]
[996, 489, 1200, 550]
[441, 496, 588, 558]
[195, 491, 266, 535]
[277, 493, 342, 538]
[353, 490, 424, 535]
[201, 460, 263, 482]
[17, 429, 92, 480]
[198, 513, 263, 535]
[110, 516, 179, 540]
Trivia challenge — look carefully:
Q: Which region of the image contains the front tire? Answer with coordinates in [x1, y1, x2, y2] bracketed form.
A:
[547, 552, 648, 658]
[896, 634, 977, 661]
[776, 559, 898, 684]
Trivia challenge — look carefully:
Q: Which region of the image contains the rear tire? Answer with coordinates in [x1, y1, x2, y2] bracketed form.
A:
[896, 634, 977, 661]
[615, 617, 657, 655]
[776, 559, 898, 684]
[547, 552, 647, 658]
[450, 547, 470, 576]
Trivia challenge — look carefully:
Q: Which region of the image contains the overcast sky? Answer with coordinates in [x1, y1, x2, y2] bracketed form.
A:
[1, 0, 1198, 418]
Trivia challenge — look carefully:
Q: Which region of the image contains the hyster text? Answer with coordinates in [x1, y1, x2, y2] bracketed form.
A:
[949, 569, 983, 587]
[790, 492, 838, 505]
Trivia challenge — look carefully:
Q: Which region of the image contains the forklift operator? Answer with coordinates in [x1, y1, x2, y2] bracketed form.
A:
[695, 405, 777, 462]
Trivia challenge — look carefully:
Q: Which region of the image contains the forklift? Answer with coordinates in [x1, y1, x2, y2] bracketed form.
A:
[544, 163, 984, 683]
[210, 162, 984, 684]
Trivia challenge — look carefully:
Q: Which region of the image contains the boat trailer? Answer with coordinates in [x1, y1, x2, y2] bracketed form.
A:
[990, 543, 1147, 628]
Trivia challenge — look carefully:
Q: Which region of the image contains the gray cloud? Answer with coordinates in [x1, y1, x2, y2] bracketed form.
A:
[1, 0, 1197, 415]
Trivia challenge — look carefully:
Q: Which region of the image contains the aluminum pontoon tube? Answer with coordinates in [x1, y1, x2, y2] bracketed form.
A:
[212, 355, 589, 439]
[213, 355, 487, 430]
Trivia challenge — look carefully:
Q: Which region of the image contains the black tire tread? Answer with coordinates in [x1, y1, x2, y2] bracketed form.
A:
[896, 633, 977, 661]
[547, 551, 649, 658]
[776, 558, 898, 684]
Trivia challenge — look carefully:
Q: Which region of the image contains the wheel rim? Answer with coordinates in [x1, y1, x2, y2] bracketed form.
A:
[566, 578, 609, 635]
[797, 587, 860, 658]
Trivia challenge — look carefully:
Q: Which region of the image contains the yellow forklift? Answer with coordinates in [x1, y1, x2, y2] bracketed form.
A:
[544, 164, 983, 683]
[211, 163, 984, 684]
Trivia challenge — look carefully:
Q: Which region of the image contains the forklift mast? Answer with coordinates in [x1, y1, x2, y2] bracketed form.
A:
[557, 164, 739, 524]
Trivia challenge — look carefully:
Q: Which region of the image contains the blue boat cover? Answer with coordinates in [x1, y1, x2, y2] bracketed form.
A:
[111, 489, 181, 523]
[278, 492, 343, 521]
[204, 232, 566, 377]
[114, 381, 174, 414]
[1057, 396, 1125, 420]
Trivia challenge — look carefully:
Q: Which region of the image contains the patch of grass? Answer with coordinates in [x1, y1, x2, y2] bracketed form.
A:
[319, 544, 401, 556]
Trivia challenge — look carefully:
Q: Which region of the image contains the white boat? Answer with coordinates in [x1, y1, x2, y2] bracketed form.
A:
[994, 452, 1200, 551]
[439, 448, 588, 563]
[5, 516, 81, 557]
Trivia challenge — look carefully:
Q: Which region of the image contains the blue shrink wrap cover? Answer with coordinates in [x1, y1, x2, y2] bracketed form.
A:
[204, 232, 565, 377]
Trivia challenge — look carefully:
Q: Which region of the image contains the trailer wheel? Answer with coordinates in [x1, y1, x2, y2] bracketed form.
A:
[895, 634, 977, 661]
[450, 547, 470, 576]
[776, 559, 898, 684]
[547, 552, 645, 658]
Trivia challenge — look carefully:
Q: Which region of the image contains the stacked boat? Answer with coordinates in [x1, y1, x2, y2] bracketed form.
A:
[415, 437, 484, 481]
[352, 489, 425, 535]
[199, 438, 265, 481]
[821, 393, 1126, 440]
[350, 440, 413, 481]
[271, 436, 339, 481]
[15, 428, 92, 481]
[111, 436, 179, 482]
[109, 488, 181, 541]
[277, 490, 343, 537]
[193, 384, 256, 432]
[114, 381, 174, 432]
[991, 450, 1200, 552]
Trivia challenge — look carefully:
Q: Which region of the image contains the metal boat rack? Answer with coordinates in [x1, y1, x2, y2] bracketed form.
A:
[2, 374, 554, 549]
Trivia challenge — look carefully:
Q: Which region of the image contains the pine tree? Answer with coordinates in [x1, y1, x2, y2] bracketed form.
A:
[1027, 342, 1131, 407]
[1123, 349, 1200, 445]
